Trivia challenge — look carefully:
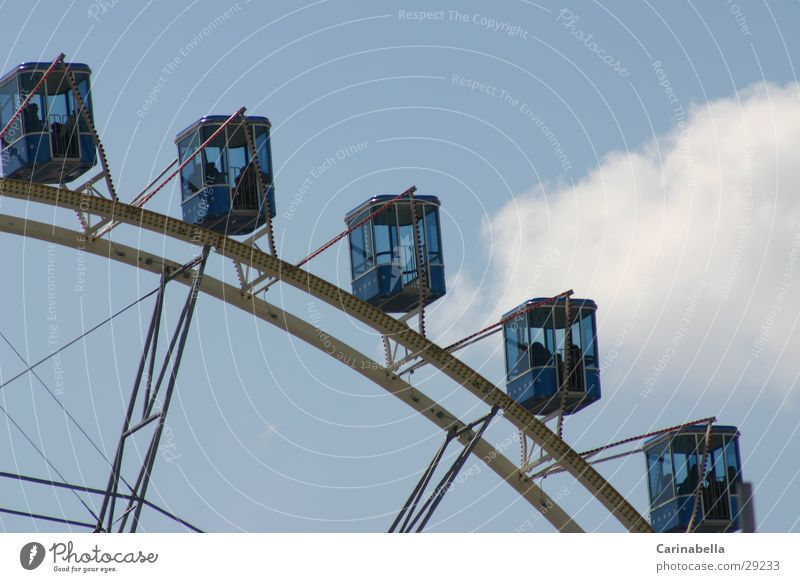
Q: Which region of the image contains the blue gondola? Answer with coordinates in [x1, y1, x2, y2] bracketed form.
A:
[502, 297, 601, 415]
[0, 61, 97, 184]
[175, 115, 275, 236]
[345, 195, 445, 313]
[644, 424, 743, 533]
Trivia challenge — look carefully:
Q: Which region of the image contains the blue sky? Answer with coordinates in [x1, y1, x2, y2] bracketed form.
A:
[1, 0, 799, 532]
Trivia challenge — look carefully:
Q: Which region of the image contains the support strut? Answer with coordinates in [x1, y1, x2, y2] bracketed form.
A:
[243, 118, 277, 257]
[389, 407, 498, 533]
[64, 66, 118, 200]
[94, 246, 211, 532]
[407, 189, 429, 337]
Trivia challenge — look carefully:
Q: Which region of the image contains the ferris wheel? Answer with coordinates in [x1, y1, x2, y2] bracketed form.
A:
[0, 54, 751, 534]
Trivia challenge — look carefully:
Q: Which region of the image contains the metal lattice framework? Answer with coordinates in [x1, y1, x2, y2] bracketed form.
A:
[0, 177, 654, 533]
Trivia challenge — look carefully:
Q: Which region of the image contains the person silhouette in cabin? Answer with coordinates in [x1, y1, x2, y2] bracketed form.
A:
[205, 161, 224, 186]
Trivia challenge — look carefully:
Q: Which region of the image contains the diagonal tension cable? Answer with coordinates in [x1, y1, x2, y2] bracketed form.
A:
[0, 506, 95, 529]
[0, 287, 160, 393]
[0, 295, 161, 522]
[1, 332, 118, 472]
[0, 285, 164, 525]
[0, 470, 202, 532]
[0, 401, 100, 523]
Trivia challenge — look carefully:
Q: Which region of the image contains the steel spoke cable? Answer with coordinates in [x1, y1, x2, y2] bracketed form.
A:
[578, 416, 717, 459]
[0, 400, 99, 523]
[295, 186, 416, 270]
[445, 290, 574, 353]
[257, 186, 418, 294]
[1, 330, 97, 508]
[0, 287, 163, 523]
[1, 332, 111, 464]
[393, 290, 575, 375]
[94, 108, 246, 239]
[0, 276, 200, 529]
[687, 421, 715, 533]
[0, 470, 202, 532]
[0, 287, 160, 393]
[0, 253, 213, 533]
[0, 330, 141, 498]
[0, 506, 95, 529]
[527, 416, 717, 477]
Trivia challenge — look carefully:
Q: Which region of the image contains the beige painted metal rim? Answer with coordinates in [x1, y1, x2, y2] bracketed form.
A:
[0, 178, 652, 532]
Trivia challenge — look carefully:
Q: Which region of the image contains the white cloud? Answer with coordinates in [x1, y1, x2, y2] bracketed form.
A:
[458, 82, 800, 402]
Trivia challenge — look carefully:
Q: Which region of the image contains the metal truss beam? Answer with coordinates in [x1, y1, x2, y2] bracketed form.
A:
[390, 407, 498, 532]
[1, 208, 605, 532]
[94, 246, 210, 532]
[1, 215, 583, 532]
